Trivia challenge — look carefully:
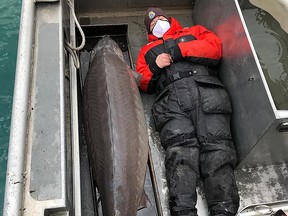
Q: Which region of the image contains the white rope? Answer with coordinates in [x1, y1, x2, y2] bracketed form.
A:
[65, 0, 86, 69]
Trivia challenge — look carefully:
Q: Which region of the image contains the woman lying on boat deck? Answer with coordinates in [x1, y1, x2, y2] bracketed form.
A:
[136, 7, 240, 216]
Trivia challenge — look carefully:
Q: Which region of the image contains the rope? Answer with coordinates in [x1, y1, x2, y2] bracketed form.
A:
[65, 0, 86, 69]
[254, 205, 274, 215]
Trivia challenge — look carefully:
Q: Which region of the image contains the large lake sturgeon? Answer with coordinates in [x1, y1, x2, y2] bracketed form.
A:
[83, 36, 149, 216]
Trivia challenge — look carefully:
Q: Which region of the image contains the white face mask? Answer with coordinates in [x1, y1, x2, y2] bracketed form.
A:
[152, 20, 170, 38]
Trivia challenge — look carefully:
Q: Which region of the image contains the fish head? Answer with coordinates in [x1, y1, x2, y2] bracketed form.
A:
[91, 36, 124, 62]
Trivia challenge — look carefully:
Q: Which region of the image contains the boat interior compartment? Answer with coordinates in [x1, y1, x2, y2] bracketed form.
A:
[75, 0, 288, 214]
[3, 0, 288, 215]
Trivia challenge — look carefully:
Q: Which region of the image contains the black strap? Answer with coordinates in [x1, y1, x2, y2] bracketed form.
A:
[162, 71, 193, 87]
[162, 67, 212, 87]
[198, 135, 232, 143]
[163, 132, 197, 148]
[157, 65, 218, 95]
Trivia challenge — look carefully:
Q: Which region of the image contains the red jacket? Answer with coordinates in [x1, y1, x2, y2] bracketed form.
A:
[136, 17, 222, 93]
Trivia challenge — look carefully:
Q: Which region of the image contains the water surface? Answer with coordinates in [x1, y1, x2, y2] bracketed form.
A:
[240, 0, 288, 109]
[0, 0, 21, 214]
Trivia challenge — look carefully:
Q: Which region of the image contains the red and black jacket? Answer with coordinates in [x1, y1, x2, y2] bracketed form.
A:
[136, 17, 222, 93]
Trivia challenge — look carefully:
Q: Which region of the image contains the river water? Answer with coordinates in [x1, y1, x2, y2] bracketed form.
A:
[0, 0, 21, 214]
[240, 0, 288, 110]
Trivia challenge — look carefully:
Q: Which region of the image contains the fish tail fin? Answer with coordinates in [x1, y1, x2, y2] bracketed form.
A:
[138, 190, 150, 210]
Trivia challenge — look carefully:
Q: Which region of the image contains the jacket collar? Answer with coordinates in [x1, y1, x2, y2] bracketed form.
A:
[147, 17, 183, 42]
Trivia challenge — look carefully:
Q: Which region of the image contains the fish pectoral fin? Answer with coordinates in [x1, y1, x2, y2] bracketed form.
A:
[128, 65, 142, 87]
[137, 190, 150, 211]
